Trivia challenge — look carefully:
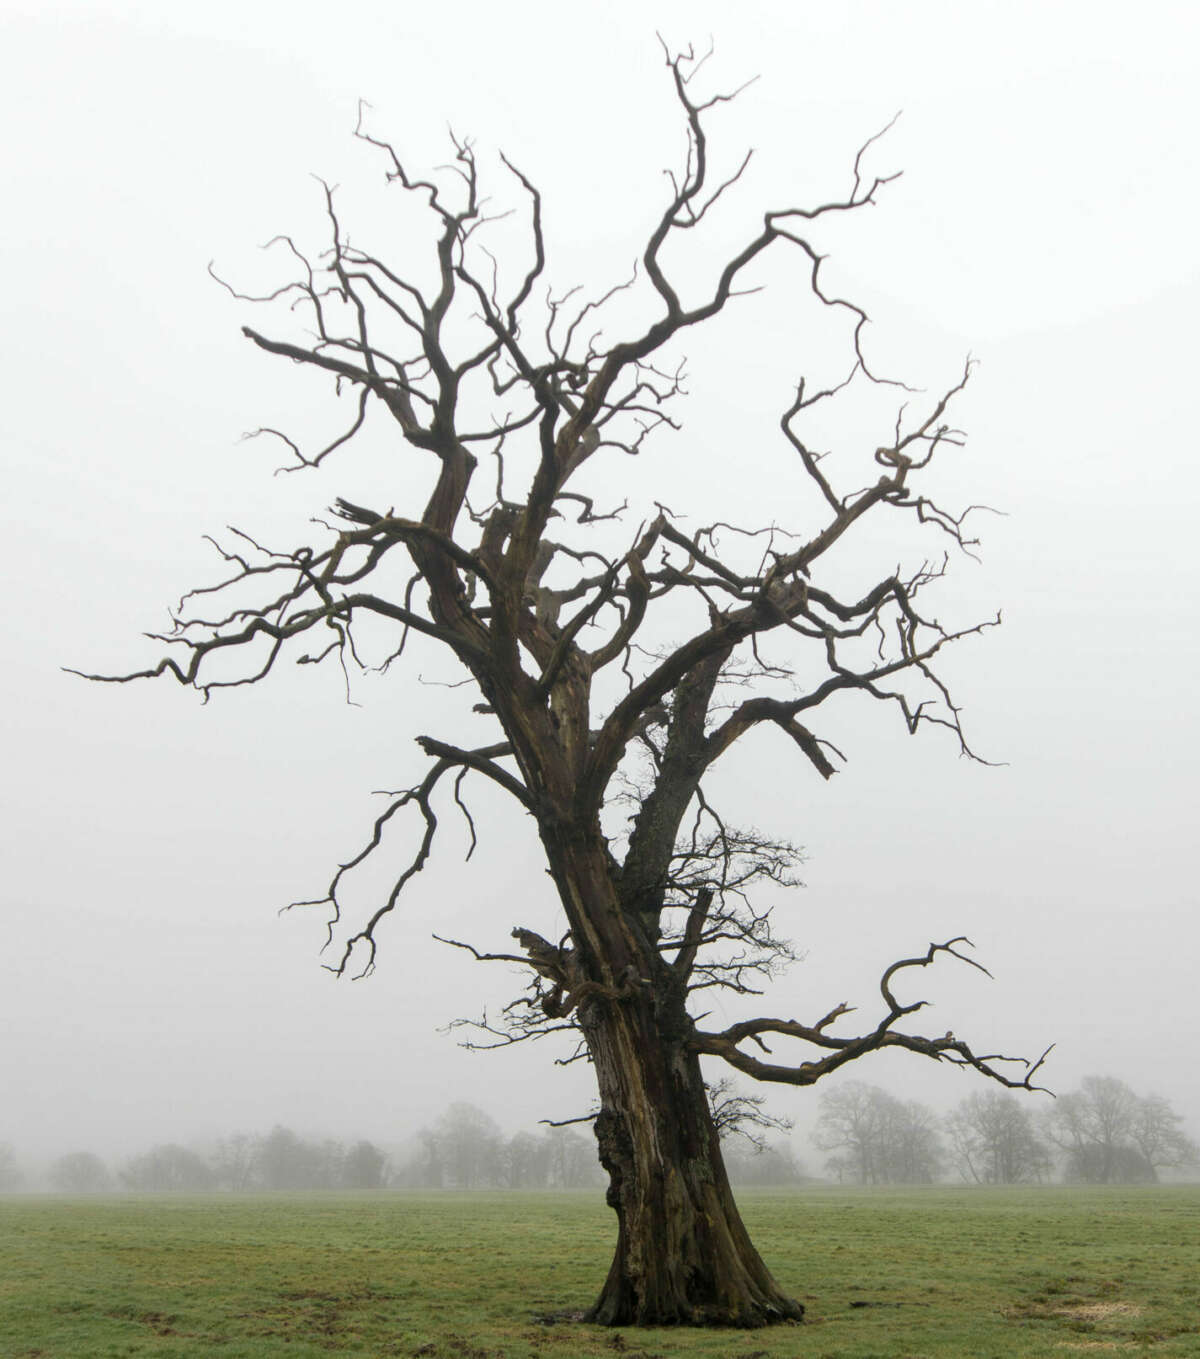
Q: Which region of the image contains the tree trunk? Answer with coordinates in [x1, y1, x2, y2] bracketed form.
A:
[578, 980, 804, 1327]
[535, 824, 802, 1327]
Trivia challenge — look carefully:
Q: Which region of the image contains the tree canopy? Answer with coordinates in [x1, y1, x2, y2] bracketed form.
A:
[78, 43, 1048, 1328]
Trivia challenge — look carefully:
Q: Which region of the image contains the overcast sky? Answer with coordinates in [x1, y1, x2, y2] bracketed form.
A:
[3, 0, 1198, 1170]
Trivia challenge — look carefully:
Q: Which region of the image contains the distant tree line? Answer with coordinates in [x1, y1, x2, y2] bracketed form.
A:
[43, 1127, 392, 1194]
[8, 1098, 803, 1195]
[815, 1077, 1198, 1185]
[395, 1103, 604, 1189]
[5, 1078, 1194, 1193]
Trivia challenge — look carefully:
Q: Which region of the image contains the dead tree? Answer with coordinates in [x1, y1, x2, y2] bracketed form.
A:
[76, 45, 1049, 1327]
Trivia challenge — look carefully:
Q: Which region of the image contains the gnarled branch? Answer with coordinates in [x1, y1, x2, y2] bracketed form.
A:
[693, 939, 1053, 1094]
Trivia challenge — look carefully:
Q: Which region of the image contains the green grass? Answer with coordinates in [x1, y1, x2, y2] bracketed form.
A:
[3, 1185, 1200, 1357]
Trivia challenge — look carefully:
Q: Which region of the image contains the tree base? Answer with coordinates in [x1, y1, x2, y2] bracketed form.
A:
[583, 1231, 805, 1329]
[584, 1294, 805, 1329]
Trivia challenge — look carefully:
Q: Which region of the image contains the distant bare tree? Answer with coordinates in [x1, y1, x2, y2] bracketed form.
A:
[816, 1082, 885, 1183]
[816, 1082, 943, 1183]
[78, 43, 1048, 1325]
[543, 1125, 605, 1188]
[1129, 1095, 1199, 1176]
[120, 1144, 214, 1191]
[1045, 1077, 1196, 1183]
[49, 1151, 111, 1194]
[419, 1103, 503, 1189]
[888, 1098, 945, 1183]
[946, 1090, 1050, 1184]
[341, 1139, 389, 1189]
[212, 1133, 260, 1192]
[501, 1130, 551, 1189]
[254, 1126, 343, 1189]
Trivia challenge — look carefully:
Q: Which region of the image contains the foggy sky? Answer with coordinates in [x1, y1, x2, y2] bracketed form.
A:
[3, 0, 1198, 1170]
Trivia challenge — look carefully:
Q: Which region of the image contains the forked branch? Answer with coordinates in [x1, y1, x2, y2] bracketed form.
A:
[286, 738, 531, 978]
[693, 939, 1053, 1093]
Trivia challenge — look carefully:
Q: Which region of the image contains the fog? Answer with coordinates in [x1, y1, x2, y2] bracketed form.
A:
[3, 0, 1198, 1172]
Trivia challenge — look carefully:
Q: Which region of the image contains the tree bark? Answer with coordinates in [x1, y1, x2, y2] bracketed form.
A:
[578, 972, 803, 1327]
[530, 823, 803, 1327]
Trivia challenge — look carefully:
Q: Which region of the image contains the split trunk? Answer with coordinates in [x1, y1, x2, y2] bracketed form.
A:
[580, 977, 802, 1327]
[544, 830, 802, 1328]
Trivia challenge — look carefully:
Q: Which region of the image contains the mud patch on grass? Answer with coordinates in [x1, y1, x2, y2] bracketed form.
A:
[1053, 1343, 1139, 1353]
[1062, 1302, 1142, 1322]
[232, 1281, 404, 1347]
[1005, 1288, 1152, 1352]
[1006, 1298, 1142, 1325]
[602, 1336, 666, 1359]
[409, 1337, 497, 1358]
[104, 1305, 180, 1336]
[139, 1310, 180, 1335]
[531, 1308, 587, 1325]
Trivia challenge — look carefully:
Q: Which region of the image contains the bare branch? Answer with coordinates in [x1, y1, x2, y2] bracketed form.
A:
[694, 941, 1051, 1094]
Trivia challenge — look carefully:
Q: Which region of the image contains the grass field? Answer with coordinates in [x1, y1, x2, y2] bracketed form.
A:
[3, 1185, 1200, 1358]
